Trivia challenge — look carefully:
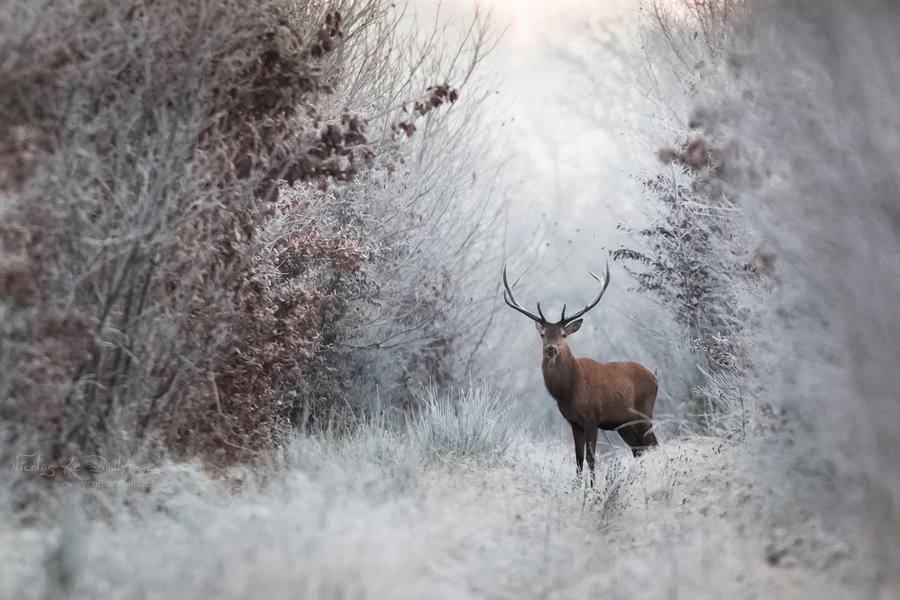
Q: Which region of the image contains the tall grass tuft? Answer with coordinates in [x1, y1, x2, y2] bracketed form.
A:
[410, 382, 516, 463]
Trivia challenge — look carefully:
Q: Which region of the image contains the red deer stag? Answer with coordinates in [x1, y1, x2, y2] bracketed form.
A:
[502, 263, 658, 485]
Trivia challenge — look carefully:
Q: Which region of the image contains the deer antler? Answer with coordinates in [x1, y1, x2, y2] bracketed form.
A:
[502, 265, 546, 324]
[503, 262, 610, 325]
[560, 261, 610, 325]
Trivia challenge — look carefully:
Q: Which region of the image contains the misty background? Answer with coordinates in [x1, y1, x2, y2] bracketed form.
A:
[1, 1, 898, 598]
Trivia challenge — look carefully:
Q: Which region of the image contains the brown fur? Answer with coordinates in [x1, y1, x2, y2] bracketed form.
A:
[537, 321, 658, 485]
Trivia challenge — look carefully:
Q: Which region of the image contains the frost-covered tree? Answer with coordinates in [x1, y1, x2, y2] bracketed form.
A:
[612, 0, 900, 588]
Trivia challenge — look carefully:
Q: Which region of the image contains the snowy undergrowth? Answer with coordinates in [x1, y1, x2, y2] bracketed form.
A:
[410, 383, 517, 463]
[1, 397, 857, 600]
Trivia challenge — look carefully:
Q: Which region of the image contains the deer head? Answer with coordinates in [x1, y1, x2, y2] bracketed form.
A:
[502, 263, 611, 364]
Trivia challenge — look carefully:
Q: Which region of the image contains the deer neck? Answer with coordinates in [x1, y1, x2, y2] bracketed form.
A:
[542, 346, 579, 404]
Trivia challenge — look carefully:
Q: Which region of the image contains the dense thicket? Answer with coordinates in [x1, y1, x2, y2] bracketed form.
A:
[0, 0, 501, 470]
[611, 0, 900, 587]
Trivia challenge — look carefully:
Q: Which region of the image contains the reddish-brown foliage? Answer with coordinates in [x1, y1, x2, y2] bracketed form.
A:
[0, 0, 464, 471]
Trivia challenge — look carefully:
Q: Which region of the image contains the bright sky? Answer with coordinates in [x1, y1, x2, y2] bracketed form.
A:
[477, 0, 626, 49]
[411, 0, 650, 261]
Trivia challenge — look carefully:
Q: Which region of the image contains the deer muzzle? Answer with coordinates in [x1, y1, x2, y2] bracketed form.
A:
[544, 345, 559, 360]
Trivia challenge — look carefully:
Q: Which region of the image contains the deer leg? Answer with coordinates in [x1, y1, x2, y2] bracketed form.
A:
[571, 423, 585, 477]
[585, 426, 598, 488]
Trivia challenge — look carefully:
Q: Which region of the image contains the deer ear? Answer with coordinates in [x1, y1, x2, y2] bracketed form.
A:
[564, 319, 583, 335]
[534, 321, 544, 333]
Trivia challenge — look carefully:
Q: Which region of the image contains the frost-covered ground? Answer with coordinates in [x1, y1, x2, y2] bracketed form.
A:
[1, 420, 860, 600]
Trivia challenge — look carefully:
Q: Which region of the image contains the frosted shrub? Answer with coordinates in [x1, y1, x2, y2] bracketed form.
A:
[600, 2, 768, 439]
[0, 0, 500, 474]
[410, 383, 516, 463]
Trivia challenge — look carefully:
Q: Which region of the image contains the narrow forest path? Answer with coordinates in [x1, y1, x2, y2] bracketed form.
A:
[1, 432, 855, 599]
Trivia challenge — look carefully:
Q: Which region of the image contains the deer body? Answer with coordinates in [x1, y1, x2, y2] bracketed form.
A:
[544, 356, 657, 432]
[503, 263, 658, 485]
